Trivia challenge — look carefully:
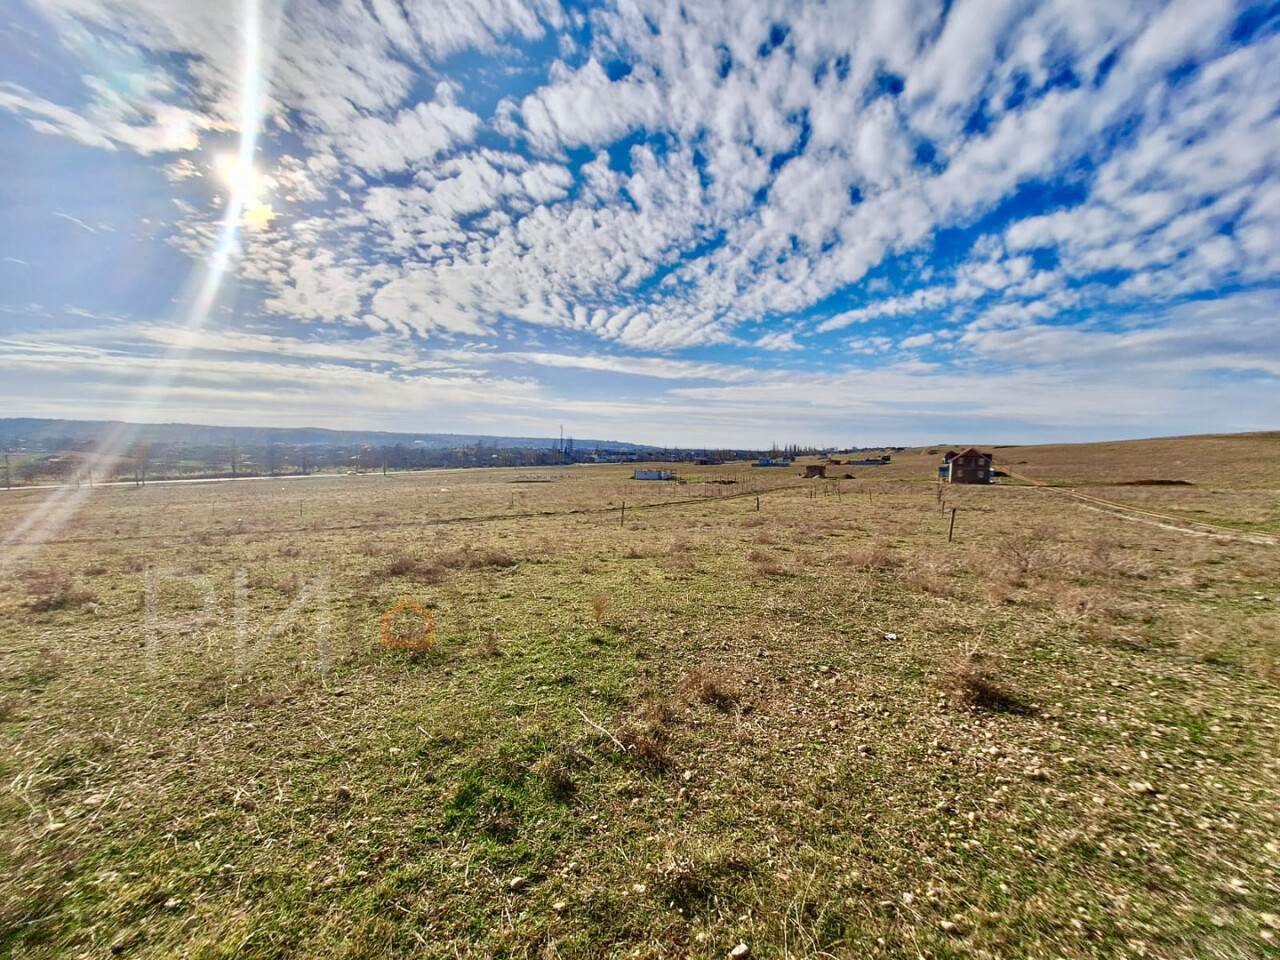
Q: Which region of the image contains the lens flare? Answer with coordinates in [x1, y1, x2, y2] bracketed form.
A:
[214, 153, 268, 202]
[1, 0, 281, 575]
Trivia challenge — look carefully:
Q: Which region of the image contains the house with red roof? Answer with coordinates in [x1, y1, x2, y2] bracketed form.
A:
[939, 448, 993, 484]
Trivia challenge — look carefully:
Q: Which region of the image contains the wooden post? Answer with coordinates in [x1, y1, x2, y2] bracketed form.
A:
[755, 496, 760, 512]
[947, 507, 957, 543]
[620, 501, 625, 527]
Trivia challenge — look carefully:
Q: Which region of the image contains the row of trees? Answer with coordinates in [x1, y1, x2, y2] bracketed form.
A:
[2, 440, 862, 487]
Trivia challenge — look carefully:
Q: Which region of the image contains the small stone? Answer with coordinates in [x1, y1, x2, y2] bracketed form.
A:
[940, 921, 958, 933]
[1129, 781, 1157, 795]
[883, 633, 898, 641]
[552, 900, 567, 912]
[632, 883, 647, 894]
[509, 876, 528, 891]
[683, 769, 693, 781]
[729, 944, 750, 959]
[163, 897, 181, 909]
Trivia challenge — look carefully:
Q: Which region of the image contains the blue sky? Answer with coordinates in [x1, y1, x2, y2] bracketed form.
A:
[1, 0, 1278, 448]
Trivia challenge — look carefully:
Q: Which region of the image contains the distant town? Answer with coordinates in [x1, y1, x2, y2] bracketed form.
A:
[0, 418, 905, 487]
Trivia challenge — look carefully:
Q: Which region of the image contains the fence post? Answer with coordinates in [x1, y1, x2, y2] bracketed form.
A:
[947, 507, 957, 543]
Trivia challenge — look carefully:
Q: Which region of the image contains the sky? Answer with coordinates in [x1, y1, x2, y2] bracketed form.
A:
[0, 0, 1278, 449]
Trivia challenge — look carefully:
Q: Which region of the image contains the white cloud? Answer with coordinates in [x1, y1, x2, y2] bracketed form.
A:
[339, 88, 482, 174]
[4, 0, 1280, 445]
[754, 331, 802, 352]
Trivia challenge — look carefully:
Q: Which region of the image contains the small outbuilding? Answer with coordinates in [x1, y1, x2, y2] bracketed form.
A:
[633, 468, 674, 481]
[940, 448, 993, 484]
[802, 464, 826, 478]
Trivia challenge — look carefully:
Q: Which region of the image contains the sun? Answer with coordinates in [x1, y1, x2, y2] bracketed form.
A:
[213, 153, 269, 203]
[212, 153, 277, 228]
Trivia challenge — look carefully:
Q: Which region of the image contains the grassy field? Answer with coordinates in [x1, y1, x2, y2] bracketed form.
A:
[2, 437, 1279, 958]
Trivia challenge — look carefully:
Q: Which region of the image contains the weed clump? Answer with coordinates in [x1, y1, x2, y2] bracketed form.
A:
[847, 542, 899, 571]
[903, 564, 956, 598]
[654, 850, 754, 912]
[678, 665, 738, 709]
[590, 592, 611, 625]
[385, 546, 518, 583]
[26, 573, 95, 612]
[618, 723, 670, 770]
[535, 747, 586, 802]
[944, 651, 1033, 714]
[384, 555, 444, 582]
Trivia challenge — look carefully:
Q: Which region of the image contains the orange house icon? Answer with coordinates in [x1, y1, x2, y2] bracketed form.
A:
[381, 597, 435, 649]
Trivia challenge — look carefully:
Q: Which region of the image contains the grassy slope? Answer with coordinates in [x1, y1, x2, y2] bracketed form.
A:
[0, 450, 1278, 958]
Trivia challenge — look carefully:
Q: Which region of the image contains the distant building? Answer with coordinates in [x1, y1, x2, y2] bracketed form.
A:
[753, 458, 791, 467]
[802, 464, 827, 478]
[940, 448, 993, 484]
[633, 468, 673, 480]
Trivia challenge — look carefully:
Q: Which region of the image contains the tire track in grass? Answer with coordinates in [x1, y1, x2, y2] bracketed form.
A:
[1003, 470, 1278, 546]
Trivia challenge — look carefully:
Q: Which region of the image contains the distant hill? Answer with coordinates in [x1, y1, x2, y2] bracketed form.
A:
[0, 418, 655, 453]
[836, 432, 1280, 490]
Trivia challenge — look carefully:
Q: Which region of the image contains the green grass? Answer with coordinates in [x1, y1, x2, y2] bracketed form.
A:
[0, 461, 1278, 957]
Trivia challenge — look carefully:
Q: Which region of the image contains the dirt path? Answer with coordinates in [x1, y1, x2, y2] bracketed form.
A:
[1004, 470, 1278, 546]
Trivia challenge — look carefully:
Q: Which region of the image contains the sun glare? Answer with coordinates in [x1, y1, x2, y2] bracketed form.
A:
[213, 152, 268, 202]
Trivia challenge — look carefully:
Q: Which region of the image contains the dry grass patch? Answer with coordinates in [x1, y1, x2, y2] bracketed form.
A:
[943, 649, 1033, 714]
[902, 563, 958, 598]
[847, 541, 899, 570]
[678, 664, 739, 709]
[25, 572, 95, 612]
[590, 592, 611, 625]
[616, 716, 671, 770]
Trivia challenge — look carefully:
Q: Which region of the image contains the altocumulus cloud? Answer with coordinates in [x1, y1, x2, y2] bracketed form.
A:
[1, 0, 1278, 446]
